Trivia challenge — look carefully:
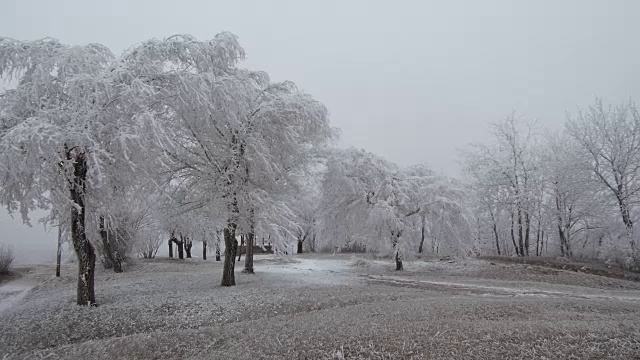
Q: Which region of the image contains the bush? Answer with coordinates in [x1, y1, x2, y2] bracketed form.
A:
[349, 255, 371, 268]
[0, 244, 14, 274]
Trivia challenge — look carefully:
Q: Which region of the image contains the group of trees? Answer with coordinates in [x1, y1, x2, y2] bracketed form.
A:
[463, 100, 640, 268]
[1, 32, 637, 307]
[0, 33, 332, 304]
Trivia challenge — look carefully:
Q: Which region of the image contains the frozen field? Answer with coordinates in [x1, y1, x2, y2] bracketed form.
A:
[1, 254, 640, 359]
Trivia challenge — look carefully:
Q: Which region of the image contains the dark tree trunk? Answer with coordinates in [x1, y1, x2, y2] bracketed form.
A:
[488, 209, 500, 255]
[244, 232, 255, 274]
[99, 216, 122, 273]
[56, 225, 62, 277]
[524, 212, 531, 256]
[237, 235, 244, 262]
[510, 211, 520, 256]
[221, 220, 238, 286]
[297, 239, 303, 254]
[171, 235, 184, 259]
[418, 215, 426, 254]
[215, 241, 221, 261]
[184, 237, 192, 258]
[517, 206, 525, 257]
[68, 150, 96, 306]
[393, 232, 403, 271]
[176, 240, 184, 259]
[168, 238, 173, 258]
[535, 221, 541, 256]
[395, 251, 403, 271]
[202, 241, 207, 260]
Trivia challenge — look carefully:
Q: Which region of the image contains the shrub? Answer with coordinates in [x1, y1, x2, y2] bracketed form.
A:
[0, 244, 14, 274]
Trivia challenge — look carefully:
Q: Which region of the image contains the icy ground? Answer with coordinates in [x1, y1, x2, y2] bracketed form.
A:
[1, 254, 640, 359]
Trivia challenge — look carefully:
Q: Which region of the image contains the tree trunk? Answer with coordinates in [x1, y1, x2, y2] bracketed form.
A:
[517, 206, 525, 257]
[184, 237, 192, 258]
[215, 240, 221, 261]
[510, 211, 520, 256]
[168, 238, 173, 258]
[395, 251, 403, 271]
[524, 212, 531, 256]
[393, 232, 403, 271]
[221, 220, 238, 286]
[176, 240, 184, 259]
[202, 241, 207, 260]
[617, 197, 637, 261]
[297, 239, 303, 254]
[418, 215, 426, 254]
[56, 225, 62, 278]
[237, 235, 244, 262]
[489, 209, 500, 255]
[68, 151, 96, 306]
[536, 222, 541, 257]
[99, 216, 122, 273]
[244, 232, 255, 274]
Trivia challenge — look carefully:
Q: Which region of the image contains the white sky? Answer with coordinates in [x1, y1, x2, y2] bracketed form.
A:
[1, 0, 640, 264]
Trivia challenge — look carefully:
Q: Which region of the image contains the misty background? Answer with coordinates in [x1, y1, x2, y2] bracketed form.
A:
[1, 0, 639, 264]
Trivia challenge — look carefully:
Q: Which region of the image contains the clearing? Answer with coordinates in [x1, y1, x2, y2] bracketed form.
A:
[1, 254, 639, 359]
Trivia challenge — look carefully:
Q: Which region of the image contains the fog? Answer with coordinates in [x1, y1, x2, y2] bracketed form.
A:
[1, 0, 640, 264]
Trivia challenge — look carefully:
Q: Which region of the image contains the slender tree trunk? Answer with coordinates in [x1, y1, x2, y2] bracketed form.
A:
[617, 197, 637, 261]
[297, 239, 303, 254]
[536, 222, 541, 257]
[244, 232, 255, 274]
[221, 220, 238, 286]
[488, 209, 501, 255]
[524, 212, 531, 256]
[56, 225, 62, 277]
[237, 235, 244, 261]
[393, 232, 403, 271]
[517, 206, 525, 257]
[215, 239, 221, 261]
[168, 237, 173, 258]
[510, 211, 519, 256]
[68, 151, 96, 306]
[418, 215, 426, 254]
[202, 241, 207, 260]
[99, 216, 122, 273]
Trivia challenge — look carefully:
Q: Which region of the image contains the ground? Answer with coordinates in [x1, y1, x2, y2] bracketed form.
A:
[1, 254, 640, 359]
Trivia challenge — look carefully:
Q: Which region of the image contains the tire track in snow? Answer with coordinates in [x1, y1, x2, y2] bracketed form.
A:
[366, 275, 640, 302]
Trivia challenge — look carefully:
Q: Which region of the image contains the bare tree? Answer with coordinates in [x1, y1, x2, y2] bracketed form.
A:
[567, 99, 640, 262]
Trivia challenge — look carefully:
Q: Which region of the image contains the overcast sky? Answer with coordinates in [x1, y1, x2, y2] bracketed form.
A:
[2, 0, 640, 264]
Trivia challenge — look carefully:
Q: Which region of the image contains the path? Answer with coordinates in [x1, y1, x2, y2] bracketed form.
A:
[0, 281, 33, 315]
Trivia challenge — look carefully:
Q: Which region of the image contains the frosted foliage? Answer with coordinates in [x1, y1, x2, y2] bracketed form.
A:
[319, 149, 473, 260]
[160, 62, 332, 254]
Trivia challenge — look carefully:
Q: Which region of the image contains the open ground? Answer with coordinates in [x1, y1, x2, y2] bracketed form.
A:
[1, 254, 640, 359]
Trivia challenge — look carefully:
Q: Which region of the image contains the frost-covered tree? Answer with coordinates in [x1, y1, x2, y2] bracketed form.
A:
[320, 149, 473, 269]
[0, 37, 118, 305]
[463, 115, 542, 257]
[0, 33, 242, 304]
[567, 99, 640, 263]
[159, 62, 332, 283]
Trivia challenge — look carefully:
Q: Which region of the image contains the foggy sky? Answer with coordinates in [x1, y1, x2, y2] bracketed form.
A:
[1, 0, 640, 264]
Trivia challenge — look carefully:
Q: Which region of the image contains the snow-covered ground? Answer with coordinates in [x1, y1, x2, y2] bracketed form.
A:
[1, 254, 640, 359]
